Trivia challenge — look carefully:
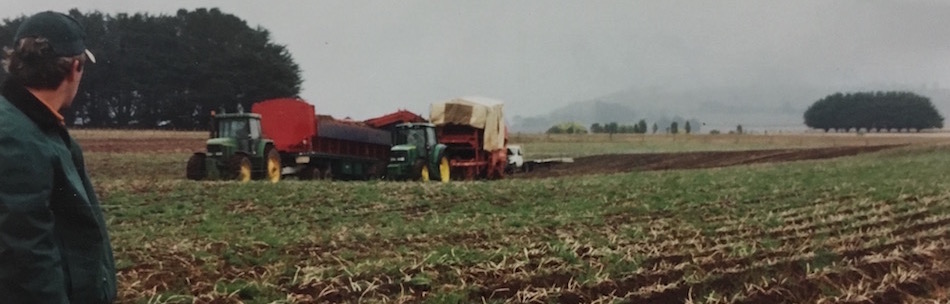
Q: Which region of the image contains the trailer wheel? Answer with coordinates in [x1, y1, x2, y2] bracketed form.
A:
[186, 153, 207, 180]
[414, 159, 429, 182]
[229, 154, 252, 182]
[296, 167, 316, 180]
[367, 162, 384, 180]
[265, 148, 281, 183]
[436, 156, 450, 183]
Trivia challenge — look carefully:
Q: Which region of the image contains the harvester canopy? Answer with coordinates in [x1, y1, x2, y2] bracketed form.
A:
[430, 97, 506, 151]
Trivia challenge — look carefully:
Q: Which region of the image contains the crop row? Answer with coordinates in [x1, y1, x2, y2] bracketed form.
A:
[114, 191, 950, 303]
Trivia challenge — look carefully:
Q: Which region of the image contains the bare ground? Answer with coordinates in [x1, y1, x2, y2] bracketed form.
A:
[515, 145, 903, 179]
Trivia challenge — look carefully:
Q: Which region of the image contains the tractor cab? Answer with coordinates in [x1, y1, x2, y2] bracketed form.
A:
[392, 123, 437, 155]
[207, 112, 264, 159]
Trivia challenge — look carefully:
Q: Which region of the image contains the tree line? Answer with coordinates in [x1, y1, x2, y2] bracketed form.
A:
[547, 119, 701, 134]
[0, 8, 302, 129]
[804, 91, 943, 132]
[545, 122, 588, 134]
[590, 120, 649, 134]
[590, 120, 697, 134]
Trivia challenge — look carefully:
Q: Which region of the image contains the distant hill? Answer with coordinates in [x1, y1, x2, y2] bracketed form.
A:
[510, 83, 950, 133]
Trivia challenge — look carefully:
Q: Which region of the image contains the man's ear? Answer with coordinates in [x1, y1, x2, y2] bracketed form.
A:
[66, 59, 83, 81]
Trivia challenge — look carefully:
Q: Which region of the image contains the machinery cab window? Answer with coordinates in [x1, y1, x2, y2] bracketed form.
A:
[218, 119, 249, 139]
[395, 127, 427, 153]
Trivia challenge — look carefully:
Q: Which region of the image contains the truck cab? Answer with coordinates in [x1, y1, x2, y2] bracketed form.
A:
[506, 144, 524, 173]
[387, 123, 450, 182]
[187, 110, 281, 182]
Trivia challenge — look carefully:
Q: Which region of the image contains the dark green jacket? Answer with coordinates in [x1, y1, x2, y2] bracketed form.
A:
[0, 80, 117, 303]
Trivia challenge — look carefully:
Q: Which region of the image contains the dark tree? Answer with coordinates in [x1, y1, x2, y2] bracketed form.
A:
[1, 8, 302, 129]
[590, 123, 603, 133]
[670, 122, 679, 134]
[804, 91, 943, 132]
[606, 122, 619, 134]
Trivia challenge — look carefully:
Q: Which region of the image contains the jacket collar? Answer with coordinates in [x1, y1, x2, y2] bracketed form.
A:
[1, 79, 64, 131]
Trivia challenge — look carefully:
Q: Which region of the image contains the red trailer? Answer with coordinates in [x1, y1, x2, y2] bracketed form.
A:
[252, 98, 391, 180]
[430, 97, 508, 180]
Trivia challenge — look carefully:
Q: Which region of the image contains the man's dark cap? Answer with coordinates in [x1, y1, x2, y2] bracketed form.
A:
[14, 11, 96, 63]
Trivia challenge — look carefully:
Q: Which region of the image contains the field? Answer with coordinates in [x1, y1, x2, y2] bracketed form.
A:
[79, 130, 950, 303]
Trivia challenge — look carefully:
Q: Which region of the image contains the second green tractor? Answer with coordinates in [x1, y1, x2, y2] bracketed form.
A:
[386, 123, 450, 182]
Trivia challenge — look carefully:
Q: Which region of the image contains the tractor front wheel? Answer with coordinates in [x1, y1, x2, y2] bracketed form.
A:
[414, 159, 429, 182]
[265, 148, 281, 183]
[186, 154, 207, 180]
[229, 154, 252, 182]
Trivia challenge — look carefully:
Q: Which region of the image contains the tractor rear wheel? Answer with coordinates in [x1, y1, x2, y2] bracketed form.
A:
[186, 154, 207, 180]
[436, 156, 450, 183]
[229, 154, 252, 182]
[265, 148, 281, 183]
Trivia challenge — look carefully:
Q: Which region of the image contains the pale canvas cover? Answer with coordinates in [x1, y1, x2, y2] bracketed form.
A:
[430, 97, 506, 151]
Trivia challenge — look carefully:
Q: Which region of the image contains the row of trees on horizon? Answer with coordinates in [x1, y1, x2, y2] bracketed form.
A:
[546, 119, 703, 134]
[546, 91, 945, 135]
[0, 8, 302, 129]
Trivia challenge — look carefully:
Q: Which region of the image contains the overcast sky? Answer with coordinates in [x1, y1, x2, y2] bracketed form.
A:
[5, 1, 950, 120]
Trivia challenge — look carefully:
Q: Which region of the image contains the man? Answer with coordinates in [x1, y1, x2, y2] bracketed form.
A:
[0, 11, 117, 303]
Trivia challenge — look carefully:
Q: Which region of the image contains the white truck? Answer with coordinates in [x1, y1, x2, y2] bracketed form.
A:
[506, 144, 573, 173]
[506, 145, 525, 173]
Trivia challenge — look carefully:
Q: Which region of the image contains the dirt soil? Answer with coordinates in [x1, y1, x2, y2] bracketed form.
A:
[515, 145, 903, 179]
[80, 138, 204, 153]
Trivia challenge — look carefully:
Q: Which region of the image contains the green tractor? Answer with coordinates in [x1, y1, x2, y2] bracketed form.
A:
[386, 123, 450, 182]
[186, 111, 282, 182]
